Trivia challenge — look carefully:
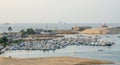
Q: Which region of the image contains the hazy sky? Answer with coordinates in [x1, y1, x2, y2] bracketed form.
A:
[0, 0, 120, 23]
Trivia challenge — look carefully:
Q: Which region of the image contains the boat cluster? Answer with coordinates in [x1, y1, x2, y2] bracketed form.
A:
[4, 36, 115, 51]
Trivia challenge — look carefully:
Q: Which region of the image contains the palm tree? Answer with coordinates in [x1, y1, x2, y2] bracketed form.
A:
[8, 27, 12, 33]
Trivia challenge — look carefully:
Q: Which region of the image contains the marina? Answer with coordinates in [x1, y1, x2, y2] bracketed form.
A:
[0, 34, 120, 65]
[0, 0, 120, 65]
[0, 23, 120, 65]
[0, 34, 115, 51]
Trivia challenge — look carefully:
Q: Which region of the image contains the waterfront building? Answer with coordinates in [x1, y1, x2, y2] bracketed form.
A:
[34, 29, 43, 34]
[100, 23, 108, 28]
[72, 26, 92, 31]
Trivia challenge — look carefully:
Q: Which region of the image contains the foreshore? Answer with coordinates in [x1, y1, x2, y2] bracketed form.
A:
[0, 56, 114, 65]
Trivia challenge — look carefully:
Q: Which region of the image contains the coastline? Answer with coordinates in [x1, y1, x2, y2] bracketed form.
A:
[0, 56, 114, 65]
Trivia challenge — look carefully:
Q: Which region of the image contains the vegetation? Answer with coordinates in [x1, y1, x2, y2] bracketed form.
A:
[44, 30, 55, 32]
[20, 29, 26, 38]
[26, 28, 35, 34]
[8, 27, 12, 33]
[0, 36, 9, 47]
[20, 28, 35, 38]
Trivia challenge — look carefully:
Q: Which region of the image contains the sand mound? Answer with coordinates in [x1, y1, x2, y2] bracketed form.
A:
[81, 27, 120, 34]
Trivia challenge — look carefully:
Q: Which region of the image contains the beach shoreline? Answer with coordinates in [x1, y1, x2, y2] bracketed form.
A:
[0, 56, 114, 65]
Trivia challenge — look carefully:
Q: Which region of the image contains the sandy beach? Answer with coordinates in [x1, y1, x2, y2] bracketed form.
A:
[0, 56, 114, 65]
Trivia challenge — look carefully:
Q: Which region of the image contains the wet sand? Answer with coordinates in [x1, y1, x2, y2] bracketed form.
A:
[0, 56, 114, 65]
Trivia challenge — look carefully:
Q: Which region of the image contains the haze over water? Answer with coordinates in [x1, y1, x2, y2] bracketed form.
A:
[0, 0, 120, 23]
[0, 23, 120, 33]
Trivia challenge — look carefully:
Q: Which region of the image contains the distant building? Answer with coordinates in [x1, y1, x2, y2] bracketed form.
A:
[72, 26, 80, 31]
[41, 31, 56, 35]
[34, 29, 43, 34]
[100, 23, 108, 28]
[72, 26, 92, 31]
[57, 30, 78, 34]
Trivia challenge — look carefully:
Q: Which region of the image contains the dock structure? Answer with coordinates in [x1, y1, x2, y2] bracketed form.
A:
[24, 34, 64, 40]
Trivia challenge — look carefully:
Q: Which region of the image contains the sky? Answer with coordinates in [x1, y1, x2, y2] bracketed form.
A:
[0, 0, 120, 23]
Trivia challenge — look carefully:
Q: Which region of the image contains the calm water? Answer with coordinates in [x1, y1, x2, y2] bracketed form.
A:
[0, 23, 120, 32]
[0, 34, 120, 65]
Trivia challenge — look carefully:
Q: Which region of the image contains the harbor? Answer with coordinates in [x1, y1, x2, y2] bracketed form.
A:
[0, 0, 120, 65]
[0, 34, 115, 51]
[0, 23, 120, 65]
[0, 34, 120, 65]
